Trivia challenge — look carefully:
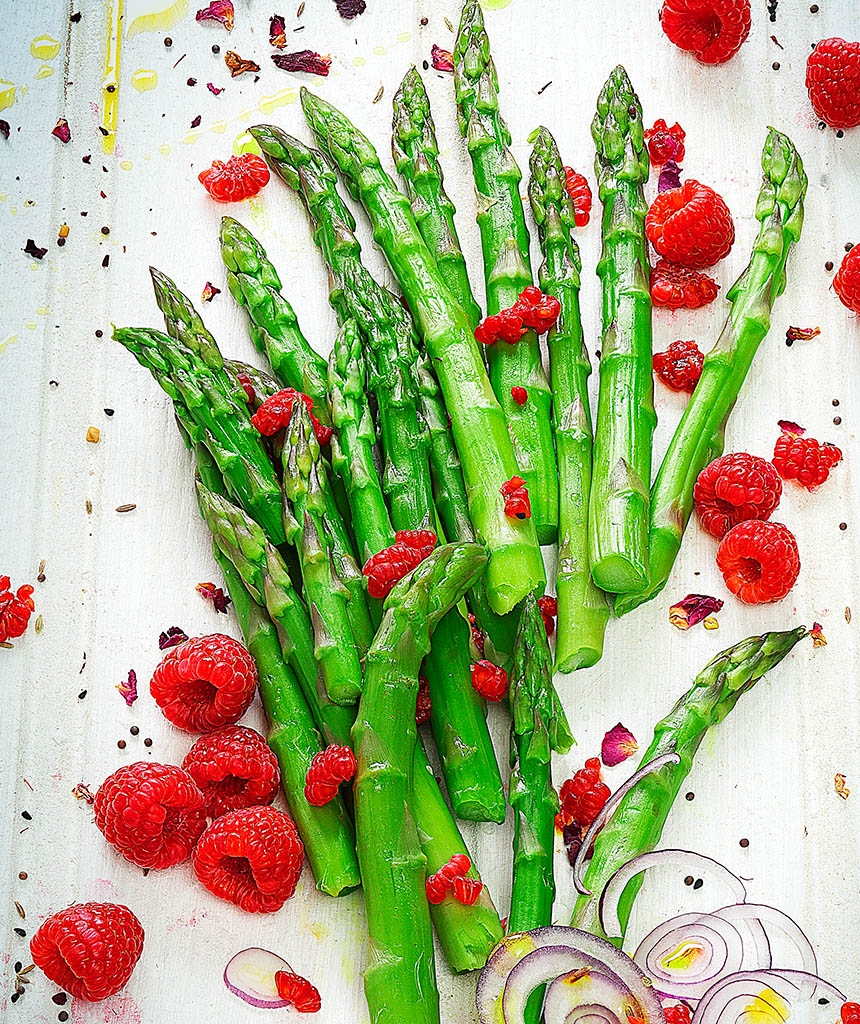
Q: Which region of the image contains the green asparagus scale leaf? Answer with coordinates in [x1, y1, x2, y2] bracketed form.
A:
[615, 128, 808, 616]
[528, 126, 610, 671]
[225, 358, 281, 406]
[587, 66, 655, 594]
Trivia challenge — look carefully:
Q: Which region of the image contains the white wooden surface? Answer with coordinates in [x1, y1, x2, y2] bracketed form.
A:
[3, 1, 860, 1020]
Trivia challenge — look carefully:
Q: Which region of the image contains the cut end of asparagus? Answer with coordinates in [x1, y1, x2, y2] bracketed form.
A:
[591, 552, 648, 595]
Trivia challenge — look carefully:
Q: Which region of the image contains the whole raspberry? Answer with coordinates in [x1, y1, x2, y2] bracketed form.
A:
[193, 805, 304, 913]
[772, 433, 842, 490]
[644, 119, 686, 165]
[716, 521, 800, 604]
[182, 725, 280, 819]
[471, 660, 508, 702]
[694, 453, 782, 539]
[30, 903, 144, 1002]
[275, 970, 322, 1013]
[0, 575, 35, 643]
[558, 757, 611, 829]
[94, 762, 207, 869]
[653, 340, 704, 393]
[251, 388, 332, 446]
[511, 385, 528, 405]
[538, 595, 558, 637]
[806, 39, 860, 131]
[651, 260, 719, 309]
[646, 181, 735, 269]
[834, 246, 860, 313]
[660, 0, 751, 65]
[150, 634, 258, 733]
[842, 1004, 860, 1024]
[198, 153, 270, 202]
[304, 744, 357, 806]
[563, 167, 593, 227]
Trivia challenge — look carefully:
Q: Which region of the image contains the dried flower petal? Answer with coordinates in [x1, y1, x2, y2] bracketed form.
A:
[72, 782, 94, 804]
[269, 13, 286, 48]
[778, 419, 805, 435]
[116, 668, 138, 706]
[601, 723, 639, 767]
[201, 281, 220, 302]
[657, 159, 682, 193]
[835, 773, 850, 799]
[86, 426, 100, 443]
[334, 0, 366, 17]
[52, 116, 71, 143]
[196, 0, 234, 29]
[669, 593, 724, 630]
[431, 44, 454, 73]
[809, 622, 827, 648]
[703, 615, 719, 630]
[0, 120, 9, 141]
[207, 82, 224, 95]
[196, 580, 232, 613]
[158, 626, 188, 650]
[225, 50, 260, 77]
[190, 114, 202, 129]
[23, 239, 48, 260]
[786, 325, 820, 342]
[271, 50, 331, 76]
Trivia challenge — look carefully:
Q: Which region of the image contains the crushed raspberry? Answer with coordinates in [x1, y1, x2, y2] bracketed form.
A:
[236, 372, 255, 404]
[475, 307, 526, 346]
[0, 575, 35, 643]
[193, 805, 304, 913]
[660, 0, 751, 65]
[452, 876, 484, 906]
[716, 520, 800, 605]
[150, 633, 258, 733]
[426, 853, 472, 904]
[806, 39, 860, 131]
[841, 1003, 860, 1024]
[664, 1006, 693, 1024]
[304, 744, 357, 806]
[563, 167, 593, 227]
[468, 612, 485, 657]
[362, 530, 437, 599]
[182, 725, 280, 819]
[644, 119, 686, 165]
[834, 245, 860, 314]
[653, 340, 704, 393]
[251, 388, 332, 446]
[415, 674, 432, 726]
[558, 758, 612, 831]
[94, 762, 207, 869]
[646, 180, 735, 269]
[651, 260, 719, 309]
[198, 153, 270, 203]
[538, 595, 558, 637]
[275, 970, 322, 1013]
[500, 476, 531, 520]
[471, 660, 508, 702]
[511, 385, 528, 405]
[475, 286, 560, 345]
[773, 432, 842, 490]
[30, 903, 144, 1003]
[694, 453, 782, 539]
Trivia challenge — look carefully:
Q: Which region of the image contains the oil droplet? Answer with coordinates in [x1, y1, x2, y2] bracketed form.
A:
[158, 143, 171, 155]
[0, 334, 19, 355]
[0, 193, 6, 202]
[396, 31, 412, 43]
[258, 88, 297, 115]
[131, 68, 158, 92]
[125, 0, 189, 38]
[233, 130, 261, 157]
[37, 306, 49, 316]
[181, 125, 207, 144]
[31, 35, 61, 60]
[237, 107, 253, 123]
[101, 0, 123, 154]
[143, 152, 151, 160]
[210, 120, 227, 134]
[352, 57, 366, 67]
[372, 45, 387, 56]
[35, 65, 55, 80]
[26, 321, 37, 328]
[120, 159, 133, 170]
[0, 82, 16, 111]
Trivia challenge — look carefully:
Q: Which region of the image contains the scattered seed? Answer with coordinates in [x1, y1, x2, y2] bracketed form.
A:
[14, 961, 22, 972]
[835, 773, 850, 799]
[21, 811, 31, 820]
[845, 606, 852, 623]
[53, 993, 68, 1005]
[78, 689, 87, 699]
[834, 416, 841, 425]
[739, 838, 749, 848]
[34, 615, 43, 634]
[212, 43, 220, 53]
[372, 84, 384, 104]
[537, 80, 552, 95]
[693, 878, 704, 890]
[833, 398, 840, 406]
[420, 16, 428, 25]
[846, 242, 854, 252]
[684, 875, 693, 885]
[86, 426, 100, 443]
[1, 640, 14, 649]
[104, 408, 114, 416]
[117, 739, 127, 750]
[85, 499, 92, 514]
[18, 872, 27, 880]
[825, 261, 834, 271]
[770, 34, 784, 49]
[95, 329, 103, 338]
[164, 36, 172, 46]
[144, 737, 153, 747]
[810, 3, 819, 10]
[837, 130, 845, 139]
[14, 900, 25, 919]
[116, 503, 137, 513]
[101, 254, 110, 268]
[685, 791, 694, 801]
[13, 927, 26, 937]
[130, 725, 139, 735]
[18, 964, 34, 976]
[444, 15, 453, 31]
[297, 1, 304, 15]
[59, 1012, 70, 1022]
[840, 522, 848, 531]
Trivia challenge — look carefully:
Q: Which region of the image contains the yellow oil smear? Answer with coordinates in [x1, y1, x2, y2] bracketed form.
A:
[210, 120, 226, 134]
[372, 45, 387, 56]
[101, 0, 123, 154]
[352, 56, 366, 67]
[742, 988, 789, 1023]
[35, 65, 55, 79]
[0, 193, 6, 202]
[480, 0, 514, 8]
[120, 159, 133, 169]
[131, 68, 158, 91]
[158, 143, 170, 155]
[125, 0, 188, 38]
[37, 306, 49, 316]
[660, 941, 704, 971]
[233, 130, 261, 157]
[0, 82, 16, 111]
[258, 88, 297, 115]
[31, 35, 61, 59]
[396, 31, 412, 43]
[0, 334, 19, 355]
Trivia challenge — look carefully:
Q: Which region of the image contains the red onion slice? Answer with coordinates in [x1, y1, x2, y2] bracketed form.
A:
[543, 970, 641, 1024]
[223, 947, 292, 1009]
[692, 969, 845, 1024]
[502, 947, 612, 1024]
[573, 753, 682, 896]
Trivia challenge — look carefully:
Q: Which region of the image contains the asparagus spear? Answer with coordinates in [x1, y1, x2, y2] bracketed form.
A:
[587, 66, 655, 594]
[528, 126, 610, 671]
[288, 91, 546, 614]
[225, 358, 280, 405]
[571, 626, 807, 941]
[453, 1, 558, 544]
[392, 65, 482, 329]
[615, 129, 807, 616]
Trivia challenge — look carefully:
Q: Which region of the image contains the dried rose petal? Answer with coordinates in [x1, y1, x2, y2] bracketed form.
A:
[190, 114, 202, 129]
[52, 116, 71, 143]
[158, 626, 188, 650]
[0, 120, 9, 141]
[601, 723, 639, 767]
[196, 580, 232, 613]
[334, 0, 366, 17]
[431, 44, 454, 73]
[810, 622, 827, 648]
[225, 50, 260, 78]
[72, 782, 95, 804]
[207, 82, 224, 95]
[657, 159, 682, 193]
[196, 0, 234, 29]
[269, 13, 286, 48]
[835, 773, 850, 799]
[116, 668, 138, 706]
[271, 50, 332, 76]
[201, 281, 221, 303]
[24, 239, 48, 260]
[786, 325, 821, 342]
[669, 593, 724, 630]
[778, 419, 805, 436]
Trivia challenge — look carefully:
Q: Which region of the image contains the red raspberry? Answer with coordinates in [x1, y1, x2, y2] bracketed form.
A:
[95, 762, 206, 869]
[806, 39, 860, 131]
[452, 876, 484, 906]
[773, 433, 842, 490]
[644, 120, 686, 165]
[198, 153, 270, 202]
[394, 529, 437, 557]
[651, 260, 719, 309]
[30, 903, 144, 1002]
[236, 372, 256, 404]
[150, 634, 257, 733]
[511, 385, 528, 405]
[646, 181, 735, 269]
[250, 388, 332, 446]
[834, 246, 860, 314]
[182, 725, 280, 820]
[558, 758, 611, 829]
[660, 0, 751, 65]
[841, 1003, 860, 1024]
[426, 853, 471, 903]
[0, 575, 35, 643]
[694, 453, 782, 539]
[193, 805, 304, 913]
[471, 660, 508, 702]
[475, 308, 526, 346]
[513, 285, 561, 333]
[275, 970, 322, 1013]
[304, 744, 357, 806]
[653, 340, 704, 393]
[363, 530, 437, 599]
[500, 475, 531, 520]
[716, 521, 800, 604]
[415, 674, 432, 726]
[563, 167, 593, 227]
[664, 1006, 693, 1024]
[538, 595, 558, 637]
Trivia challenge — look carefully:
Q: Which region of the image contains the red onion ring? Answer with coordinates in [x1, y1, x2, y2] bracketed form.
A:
[543, 971, 638, 1024]
[223, 947, 292, 1009]
[691, 970, 845, 1024]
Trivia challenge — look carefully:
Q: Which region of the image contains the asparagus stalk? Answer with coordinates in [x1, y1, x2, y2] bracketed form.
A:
[392, 65, 482, 329]
[528, 126, 610, 671]
[571, 626, 807, 940]
[225, 358, 281, 405]
[453, 1, 558, 544]
[287, 91, 546, 614]
[587, 66, 655, 594]
[615, 129, 808, 616]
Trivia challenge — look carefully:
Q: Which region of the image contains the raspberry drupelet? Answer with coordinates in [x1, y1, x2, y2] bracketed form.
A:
[558, 757, 612, 831]
[694, 453, 782, 539]
[182, 725, 280, 819]
[0, 575, 36, 643]
[563, 167, 593, 227]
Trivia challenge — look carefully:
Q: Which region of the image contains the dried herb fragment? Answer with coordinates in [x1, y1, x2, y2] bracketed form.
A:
[431, 44, 454, 72]
[52, 117, 71, 143]
[809, 621, 827, 647]
[835, 773, 850, 799]
[190, 114, 202, 129]
[601, 723, 639, 767]
[657, 158, 682, 193]
[225, 50, 260, 77]
[116, 669, 138, 706]
[196, 0, 234, 29]
[269, 13, 287, 48]
[201, 281, 220, 302]
[0, 120, 9, 141]
[196, 580, 232, 613]
[271, 50, 331, 76]
[777, 419, 805, 435]
[333, 0, 366, 18]
[72, 782, 94, 804]
[669, 593, 724, 630]
[158, 626, 188, 650]
[786, 325, 821, 342]
[207, 82, 224, 95]
[23, 239, 47, 260]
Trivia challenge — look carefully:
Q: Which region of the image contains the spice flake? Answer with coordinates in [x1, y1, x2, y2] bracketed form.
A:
[196, 580, 232, 613]
[669, 593, 724, 630]
[23, 239, 47, 260]
[196, 0, 234, 29]
[159, 626, 188, 650]
[431, 44, 454, 73]
[86, 426, 100, 443]
[269, 13, 287, 48]
[51, 116, 71, 143]
[809, 622, 827, 647]
[72, 782, 95, 804]
[116, 669, 138, 706]
[201, 281, 221, 302]
[224, 50, 260, 77]
[207, 82, 224, 95]
[601, 723, 639, 767]
[786, 325, 821, 342]
[657, 159, 682, 193]
[333, 0, 366, 17]
[835, 773, 850, 800]
[0, 120, 9, 141]
[777, 419, 805, 436]
[271, 50, 331, 76]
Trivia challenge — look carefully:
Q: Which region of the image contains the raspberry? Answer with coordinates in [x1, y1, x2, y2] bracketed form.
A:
[644, 120, 686, 165]
[538, 595, 558, 637]
[652, 340, 704, 393]
[660, 0, 751, 65]
[150, 634, 258, 733]
[250, 388, 332, 446]
[30, 903, 144, 1003]
[193, 805, 304, 913]
[834, 246, 860, 314]
[716, 521, 800, 605]
[651, 260, 719, 309]
[236, 372, 256, 404]
[646, 181, 735, 269]
[563, 167, 592, 227]
[275, 970, 322, 1013]
[452, 876, 484, 906]
[475, 308, 526, 346]
[182, 725, 280, 819]
[198, 153, 270, 202]
[426, 853, 471, 903]
[415, 674, 432, 726]
[773, 433, 842, 490]
[500, 475, 531, 520]
[694, 453, 782, 539]
[664, 1006, 693, 1024]
[559, 758, 611, 830]
[471, 660, 508, 702]
[511, 385, 528, 405]
[0, 575, 35, 643]
[513, 286, 561, 333]
[304, 744, 357, 806]
[363, 530, 437, 599]
[841, 1003, 860, 1024]
[806, 39, 860, 131]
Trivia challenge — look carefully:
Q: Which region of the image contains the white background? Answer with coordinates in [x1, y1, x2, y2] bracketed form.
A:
[2, 0, 859, 1021]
